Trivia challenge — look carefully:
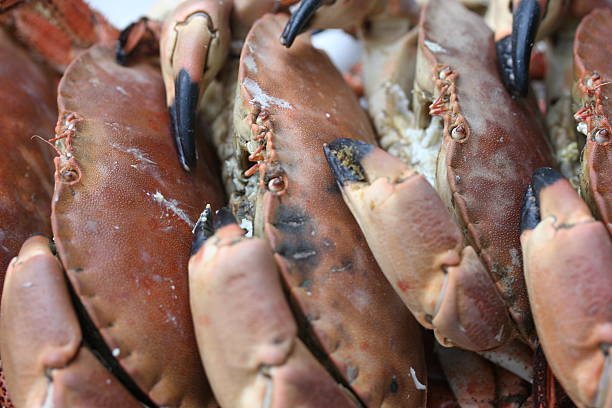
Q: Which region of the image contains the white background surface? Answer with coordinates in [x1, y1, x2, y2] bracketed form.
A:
[88, 0, 156, 29]
[86, 0, 362, 72]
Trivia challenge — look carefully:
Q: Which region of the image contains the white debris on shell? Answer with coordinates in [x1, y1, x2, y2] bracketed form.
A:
[112, 348, 121, 357]
[410, 367, 427, 390]
[509, 248, 521, 268]
[242, 77, 293, 110]
[424, 40, 447, 54]
[110, 142, 156, 165]
[147, 191, 193, 227]
[243, 54, 258, 73]
[115, 86, 129, 96]
[21, 282, 33, 288]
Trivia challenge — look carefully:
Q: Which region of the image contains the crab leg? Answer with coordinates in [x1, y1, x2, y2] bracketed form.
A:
[520, 168, 612, 408]
[0, 236, 142, 407]
[188, 208, 360, 408]
[158, 0, 232, 171]
[324, 138, 514, 352]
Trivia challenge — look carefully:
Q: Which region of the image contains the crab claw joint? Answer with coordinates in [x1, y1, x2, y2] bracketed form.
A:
[324, 138, 513, 352]
[520, 167, 612, 408]
[188, 206, 360, 408]
[161, 0, 231, 171]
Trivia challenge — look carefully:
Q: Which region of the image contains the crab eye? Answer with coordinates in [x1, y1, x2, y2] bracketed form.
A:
[450, 124, 467, 140]
[593, 128, 610, 143]
[268, 176, 285, 192]
[60, 166, 80, 183]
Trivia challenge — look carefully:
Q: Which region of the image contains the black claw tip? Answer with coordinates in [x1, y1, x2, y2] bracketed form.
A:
[531, 167, 563, 197]
[520, 184, 540, 231]
[511, 0, 541, 97]
[116, 22, 136, 65]
[191, 205, 214, 255]
[172, 69, 199, 171]
[280, 0, 324, 47]
[213, 207, 237, 231]
[496, 35, 517, 94]
[323, 138, 373, 186]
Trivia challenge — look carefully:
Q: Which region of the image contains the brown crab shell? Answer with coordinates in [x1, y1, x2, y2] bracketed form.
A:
[235, 14, 426, 408]
[51, 46, 224, 407]
[0, 28, 55, 293]
[0, 0, 118, 72]
[573, 7, 612, 236]
[416, 0, 554, 343]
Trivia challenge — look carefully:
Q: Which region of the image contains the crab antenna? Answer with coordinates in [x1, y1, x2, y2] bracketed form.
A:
[280, 0, 324, 47]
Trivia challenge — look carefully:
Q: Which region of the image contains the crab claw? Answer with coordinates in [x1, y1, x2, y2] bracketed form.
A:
[520, 168, 612, 408]
[188, 207, 360, 408]
[280, 0, 329, 47]
[160, 0, 231, 171]
[324, 138, 514, 352]
[0, 236, 142, 407]
[495, 0, 541, 96]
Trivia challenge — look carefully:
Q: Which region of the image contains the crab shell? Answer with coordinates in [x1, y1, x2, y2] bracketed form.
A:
[232, 13, 426, 407]
[0, 0, 117, 72]
[1, 45, 226, 407]
[573, 7, 612, 235]
[414, 0, 554, 343]
[0, 28, 55, 294]
[0, 24, 57, 408]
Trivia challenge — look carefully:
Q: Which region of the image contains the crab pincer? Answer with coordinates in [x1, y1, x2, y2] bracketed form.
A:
[0, 235, 142, 407]
[158, 0, 232, 171]
[520, 168, 612, 408]
[324, 139, 513, 352]
[188, 207, 360, 408]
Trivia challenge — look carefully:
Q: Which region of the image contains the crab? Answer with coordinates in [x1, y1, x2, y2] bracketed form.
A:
[186, 11, 428, 407]
[0, 2, 227, 405]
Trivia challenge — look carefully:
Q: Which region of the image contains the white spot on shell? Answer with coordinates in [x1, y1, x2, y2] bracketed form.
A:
[115, 86, 129, 96]
[147, 191, 193, 227]
[111, 143, 156, 165]
[509, 248, 521, 267]
[21, 282, 33, 288]
[410, 367, 427, 390]
[424, 40, 447, 54]
[495, 325, 505, 342]
[242, 77, 293, 110]
[112, 348, 121, 357]
[244, 55, 258, 73]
